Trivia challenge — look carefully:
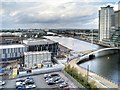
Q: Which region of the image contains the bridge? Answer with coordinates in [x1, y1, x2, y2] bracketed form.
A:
[76, 47, 120, 64]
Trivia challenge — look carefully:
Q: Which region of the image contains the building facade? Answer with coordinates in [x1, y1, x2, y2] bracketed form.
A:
[110, 10, 120, 47]
[0, 44, 27, 63]
[99, 5, 114, 41]
[24, 51, 51, 68]
[23, 39, 58, 57]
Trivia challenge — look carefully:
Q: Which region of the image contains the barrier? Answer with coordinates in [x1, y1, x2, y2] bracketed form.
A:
[18, 64, 65, 77]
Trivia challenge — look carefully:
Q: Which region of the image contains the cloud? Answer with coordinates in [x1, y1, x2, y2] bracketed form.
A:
[1, 0, 118, 29]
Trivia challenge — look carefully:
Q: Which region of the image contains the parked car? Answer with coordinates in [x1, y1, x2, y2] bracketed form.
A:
[59, 82, 68, 88]
[55, 79, 64, 84]
[47, 80, 56, 85]
[44, 73, 60, 79]
[25, 84, 36, 89]
[16, 84, 25, 90]
[24, 79, 34, 85]
[0, 81, 5, 86]
[16, 79, 25, 83]
[44, 74, 51, 79]
[16, 79, 25, 86]
[46, 76, 61, 83]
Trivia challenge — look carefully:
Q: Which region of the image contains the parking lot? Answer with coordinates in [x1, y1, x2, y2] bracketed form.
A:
[2, 71, 78, 89]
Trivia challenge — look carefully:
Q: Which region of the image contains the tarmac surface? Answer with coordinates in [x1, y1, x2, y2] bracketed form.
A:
[1, 71, 78, 89]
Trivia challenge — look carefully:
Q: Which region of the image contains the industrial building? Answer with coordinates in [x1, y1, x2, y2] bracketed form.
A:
[0, 44, 27, 63]
[23, 39, 58, 57]
[24, 51, 51, 68]
[0, 33, 22, 45]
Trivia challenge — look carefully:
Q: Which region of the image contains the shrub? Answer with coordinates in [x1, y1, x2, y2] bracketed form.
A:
[65, 64, 98, 89]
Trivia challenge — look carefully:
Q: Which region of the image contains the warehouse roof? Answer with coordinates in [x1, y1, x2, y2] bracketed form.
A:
[0, 44, 26, 49]
[23, 39, 57, 45]
[24, 51, 51, 55]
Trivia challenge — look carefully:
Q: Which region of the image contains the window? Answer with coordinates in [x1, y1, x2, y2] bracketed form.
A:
[5, 54, 7, 58]
[3, 49, 6, 54]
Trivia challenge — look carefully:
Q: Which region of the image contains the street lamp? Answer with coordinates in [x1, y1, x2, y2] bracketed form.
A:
[87, 65, 89, 83]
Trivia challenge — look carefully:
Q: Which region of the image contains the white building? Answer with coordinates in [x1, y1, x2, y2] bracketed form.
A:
[0, 44, 27, 63]
[99, 5, 114, 41]
[24, 51, 51, 68]
[23, 39, 58, 57]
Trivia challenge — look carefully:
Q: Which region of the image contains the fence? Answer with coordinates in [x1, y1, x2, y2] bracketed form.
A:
[18, 63, 65, 77]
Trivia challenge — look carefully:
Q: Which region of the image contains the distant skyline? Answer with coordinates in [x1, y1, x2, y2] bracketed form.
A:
[0, 0, 119, 29]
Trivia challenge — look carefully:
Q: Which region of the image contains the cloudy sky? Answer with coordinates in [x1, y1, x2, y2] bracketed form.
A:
[0, 0, 119, 29]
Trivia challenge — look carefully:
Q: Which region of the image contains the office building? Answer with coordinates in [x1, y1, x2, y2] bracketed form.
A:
[0, 44, 27, 63]
[99, 5, 114, 41]
[23, 39, 58, 57]
[110, 10, 120, 47]
[24, 51, 51, 68]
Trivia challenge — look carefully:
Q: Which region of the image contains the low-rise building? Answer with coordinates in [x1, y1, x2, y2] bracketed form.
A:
[24, 51, 51, 68]
[0, 44, 27, 63]
[23, 39, 58, 57]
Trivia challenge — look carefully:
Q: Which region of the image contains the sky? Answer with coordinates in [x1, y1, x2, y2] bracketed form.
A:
[0, 0, 120, 29]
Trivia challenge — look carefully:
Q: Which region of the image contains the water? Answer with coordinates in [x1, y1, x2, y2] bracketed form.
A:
[44, 36, 119, 85]
[79, 53, 120, 85]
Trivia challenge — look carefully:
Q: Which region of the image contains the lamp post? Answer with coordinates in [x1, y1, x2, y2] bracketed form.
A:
[91, 29, 93, 45]
[87, 65, 89, 83]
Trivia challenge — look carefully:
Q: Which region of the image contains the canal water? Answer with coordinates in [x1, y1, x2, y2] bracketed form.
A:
[79, 53, 120, 85]
[44, 36, 119, 85]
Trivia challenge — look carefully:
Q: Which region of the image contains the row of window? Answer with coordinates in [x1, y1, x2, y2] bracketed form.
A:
[2, 47, 27, 54]
[1, 52, 23, 58]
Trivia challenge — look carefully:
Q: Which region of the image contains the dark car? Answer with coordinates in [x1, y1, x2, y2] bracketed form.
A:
[16, 84, 25, 89]
[51, 74, 60, 77]
[55, 79, 64, 84]
[16, 79, 25, 82]
[47, 80, 56, 85]
[52, 76, 61, 82]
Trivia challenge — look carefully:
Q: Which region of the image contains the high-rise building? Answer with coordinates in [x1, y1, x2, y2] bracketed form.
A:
[99, 5, 114, 41]
[118, 1, 120, 10]
[115, 10, 120, 28]
[110, 10, 120, 47]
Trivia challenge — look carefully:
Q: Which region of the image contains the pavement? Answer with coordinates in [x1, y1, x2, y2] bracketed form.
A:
[2, 71, 78, 89]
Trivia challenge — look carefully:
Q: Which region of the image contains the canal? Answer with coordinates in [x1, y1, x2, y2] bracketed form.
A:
[45, 36, 119, 85]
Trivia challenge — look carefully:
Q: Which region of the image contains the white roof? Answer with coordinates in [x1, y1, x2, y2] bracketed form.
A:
[0, 44, 26, 49]
[24, 51, 51, 55]
[23, 39, 55, 45]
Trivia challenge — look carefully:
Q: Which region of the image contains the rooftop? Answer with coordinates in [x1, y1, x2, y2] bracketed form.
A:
[0, 44, 26, 49]
[23, 38, 57, 45]
[24, 51, 51, 55]
[101, 5, 113, 9]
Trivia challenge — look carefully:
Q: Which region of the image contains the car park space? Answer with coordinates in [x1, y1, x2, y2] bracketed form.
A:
[4, 71, 77, 89]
